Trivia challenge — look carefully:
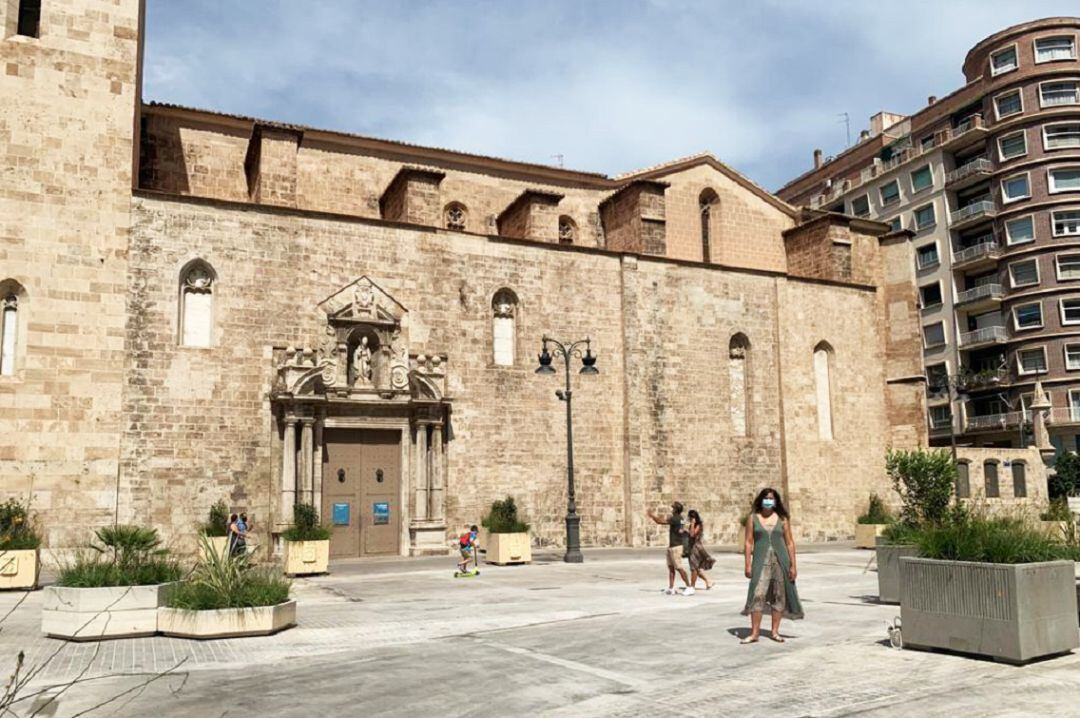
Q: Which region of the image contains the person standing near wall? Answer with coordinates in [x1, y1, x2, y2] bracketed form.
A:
[741, 488, 803, 643]
[647, 502, 693, 595]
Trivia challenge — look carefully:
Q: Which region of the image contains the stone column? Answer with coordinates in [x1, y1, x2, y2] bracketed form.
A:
[313, 410, 324, 512]
[413, 423, 429, 521]
[281, 414, 298, 516]
[429, 422, 445, 521]
[300, 417, 314, 505]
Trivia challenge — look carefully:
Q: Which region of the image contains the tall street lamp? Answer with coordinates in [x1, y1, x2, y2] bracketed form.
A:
[536, 335, 598, 563]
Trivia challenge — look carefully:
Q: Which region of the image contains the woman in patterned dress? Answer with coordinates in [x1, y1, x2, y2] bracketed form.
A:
[741, 487, 803, 643]
[686, 509, 715, 590]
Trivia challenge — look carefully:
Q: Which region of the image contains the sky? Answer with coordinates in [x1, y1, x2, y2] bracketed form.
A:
[144, 0, 1080, 191]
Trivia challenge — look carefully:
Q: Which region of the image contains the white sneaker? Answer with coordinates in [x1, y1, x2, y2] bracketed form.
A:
[663, 588, 677, 595]
[682, 587, 696, 596]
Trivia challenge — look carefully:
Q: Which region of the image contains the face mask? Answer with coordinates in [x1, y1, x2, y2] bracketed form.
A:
[762, 499, 776, 510]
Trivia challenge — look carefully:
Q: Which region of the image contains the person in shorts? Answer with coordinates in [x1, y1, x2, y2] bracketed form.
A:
[647, 502, 692, 595]
[457, 524, 479, 572]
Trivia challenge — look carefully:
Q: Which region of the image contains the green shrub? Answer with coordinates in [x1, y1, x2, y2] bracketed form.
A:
[55, 524, 181, 587]
[886, 448, 956, 526]
[1040, 498, 1073, 522]
[857, 493, 894, 525]
[482, 496, 529, 534]
[166, 537, 290, 610]
[915, 513, 1068, 564]
[0, 498, 41, 550]
[201, 500, 230, 537]
[1050, 452, 1080, 498]
[282, 503, 331, 542]
[880, 522, 920, 545]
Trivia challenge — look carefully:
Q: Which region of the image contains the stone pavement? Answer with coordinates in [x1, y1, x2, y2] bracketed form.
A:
[1, 546, 1078, 717]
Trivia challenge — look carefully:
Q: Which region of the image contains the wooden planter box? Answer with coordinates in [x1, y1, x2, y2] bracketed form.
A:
[854, 523, 888, 549]
[159, 600, 296, 639]
[283, 539, 329, 576]
[900, 557, 1079, 664]
[484, 532, 531, 565]
[875, 540, 918, 604]
[42, 583, 173, 641]
[0, 549, 40, 591]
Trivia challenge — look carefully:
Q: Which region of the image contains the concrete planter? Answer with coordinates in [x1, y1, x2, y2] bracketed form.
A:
[0, 549, 40, 590]
[854, 523, 888, 549]
[484, 532, 531, 565]
[875, 540, 918, 604]
[199, 535, 230, 561]
[900, 557, 1078, 664]
[41, 583, 173, 641]
[158, 600, 296, 639]
[283, 539, 329, 576]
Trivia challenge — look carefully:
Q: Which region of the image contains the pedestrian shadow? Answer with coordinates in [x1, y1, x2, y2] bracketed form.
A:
[850, 594, 887, 605]
[726, 627, 794, 641]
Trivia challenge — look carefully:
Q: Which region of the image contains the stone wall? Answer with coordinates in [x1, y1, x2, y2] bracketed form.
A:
[954, 447, 1050, 510]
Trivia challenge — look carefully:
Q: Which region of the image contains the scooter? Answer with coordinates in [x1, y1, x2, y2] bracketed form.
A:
[454, 543, 480, 578]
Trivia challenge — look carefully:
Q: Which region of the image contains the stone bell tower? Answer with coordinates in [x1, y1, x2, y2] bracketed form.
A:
[0, 1, 143, 546]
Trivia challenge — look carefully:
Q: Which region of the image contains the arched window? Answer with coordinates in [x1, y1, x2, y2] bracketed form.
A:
[1, 292, 18, 376]
[729, 333, 751, 437]
[1011, 461, 1027, 498]
[984, 460, 1000, 498]
[180, 260, 215, 348]
[445, 202, 467, 231]
[492, 289, 518, 366]
[558, 216, 577, 245]
[956, 461, 971, 498]
[699, 188, 719, 263]
[813, 341, 834, 440]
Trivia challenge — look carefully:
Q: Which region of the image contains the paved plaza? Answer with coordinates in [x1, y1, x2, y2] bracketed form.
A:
[2, 546, 1079, 717]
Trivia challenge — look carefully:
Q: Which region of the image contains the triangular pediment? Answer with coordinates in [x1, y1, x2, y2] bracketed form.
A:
[318, 276, 407, 324]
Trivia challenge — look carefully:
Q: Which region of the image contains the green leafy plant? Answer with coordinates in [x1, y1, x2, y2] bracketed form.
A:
[201, 500, 230, 537]
[880, 522, 920, 546]
[886, 448, 956, 526]
[1040, 498, 1073, 522]
[857, 493, 894, 525]
[1049, 452, 1080, 498]
[482, 496, 529, 534]
[282, 503, 331, 542]
[0, 498, 41, 550]
[915, 513, 1068, 564]
[55, 525, 181, 587]
[166, 536, 290, 610]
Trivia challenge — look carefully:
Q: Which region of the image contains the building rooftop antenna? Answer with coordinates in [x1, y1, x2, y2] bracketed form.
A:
[551, 154, 564, 168]
[837, 112, 851, 147]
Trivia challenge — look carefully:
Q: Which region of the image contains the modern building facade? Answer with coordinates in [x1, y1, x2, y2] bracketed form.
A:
[779, 17, 1080, 454]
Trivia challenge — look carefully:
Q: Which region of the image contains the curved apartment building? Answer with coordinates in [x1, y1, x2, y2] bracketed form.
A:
[779, 17, 1080, 451]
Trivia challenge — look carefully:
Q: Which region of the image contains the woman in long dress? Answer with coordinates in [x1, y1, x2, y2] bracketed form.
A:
[741, 487, 803, 643]
[686, 509, 714, 590]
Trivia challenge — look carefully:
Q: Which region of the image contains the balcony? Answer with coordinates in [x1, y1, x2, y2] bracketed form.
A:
[1048, 408, 1080, 426]
[956, 367, 1010, 392]
[958, 325, 1008, 349]
[964, 410, 1025, 433]
[945, 158, 994, 190]
[950, 200, 997, 229]
[937, 115, 989, 152]
[955, 283, 1004, 310]
[951, 236, 1001, 270]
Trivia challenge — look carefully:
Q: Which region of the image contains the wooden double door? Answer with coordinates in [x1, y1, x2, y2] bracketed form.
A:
[321, 429, 401, 558]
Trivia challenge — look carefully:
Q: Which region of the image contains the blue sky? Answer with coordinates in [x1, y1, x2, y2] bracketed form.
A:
[144, 1, 1080, 191]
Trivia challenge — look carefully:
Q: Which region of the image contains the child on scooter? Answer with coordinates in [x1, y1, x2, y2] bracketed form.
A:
[457, 524, 479, 573]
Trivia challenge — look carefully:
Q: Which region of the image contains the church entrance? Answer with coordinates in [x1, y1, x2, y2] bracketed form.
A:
[321, 428, 402, 558]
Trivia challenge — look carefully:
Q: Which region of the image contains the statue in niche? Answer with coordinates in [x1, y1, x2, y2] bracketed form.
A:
[353, 279, 374, 318]
[353, 335, 373, 385]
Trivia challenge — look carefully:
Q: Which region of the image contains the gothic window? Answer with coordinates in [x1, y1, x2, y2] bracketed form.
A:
[984, 460, 1000, 498]
[699, 188, 719, 263]
[813, 341, 834, 440]
[558, 216, 577, 245]
[445, 202, 467, 231]
[1011, 461, 1027, 498]
[956, 461, 971, 498]
[729, 333, 751, 437]
[180, 260, 215, 348]
[1, 292, 18, 376]
[492, 288, 518, 366]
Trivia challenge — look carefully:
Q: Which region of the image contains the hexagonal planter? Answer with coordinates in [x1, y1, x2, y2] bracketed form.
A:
[0, 549, 40, 591]
[158, 600, 296, 639]
[854, 523, 888, 549]
[900, 557, 1079, 664]
[484, 532, 531, 565]
[875, 539, 918, 604]
[283, 539, 329, 576]
[41, 583, 173, 641]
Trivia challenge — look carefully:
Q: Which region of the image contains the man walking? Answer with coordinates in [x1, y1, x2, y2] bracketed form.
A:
[647, 502, 693, 595]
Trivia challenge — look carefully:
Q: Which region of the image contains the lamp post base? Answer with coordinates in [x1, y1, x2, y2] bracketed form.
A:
[564, 512, 583, 563]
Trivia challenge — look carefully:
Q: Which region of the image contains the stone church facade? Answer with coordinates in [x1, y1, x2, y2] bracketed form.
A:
[1, 0, 928, 557]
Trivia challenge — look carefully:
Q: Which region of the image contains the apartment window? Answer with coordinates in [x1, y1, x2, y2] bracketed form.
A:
[1045, 123, 1080, 151]
[1040, 80, 1080, 107]
[920, 135, 936, 152]
[1001, 173, 1030, 202]
[984, 461, 1000, 498]
[990, 45, 1019, 75]
[994, 89, 1023, 119]
[1071, 390, 1080, 420]
[1060, 254, 1080, 280]
[1062, 298, 1080, 325]
[930, 405, 952, 431]
[923, 322, 946, 348]
[1018, 347, 1048, 374]
[1035, 36, 1077, 63]
[1012, 461, 1027, 498]
[1009, 258, 1039, 287]
[850, 194, 869, 218]
[887, 216, 902, 233]
[916, 243, 939, 269]
[1066, 343, 1080, 370]
[1005, 215, 1035, 245]
[920, 283, 943, 309]
[1014, 302, 1043, 330]
[913, 203, 936, 230]
[956, 461, 971, 498]
[998, 131, 1027, 160]
[1053, 209, 1080, 237]
[910, 165, 933, 193]
[1049, 168, 1080, 193]
[879, 180, 900, 206]
[926, 363, 949, 392]
[16, 0, 41, 37]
